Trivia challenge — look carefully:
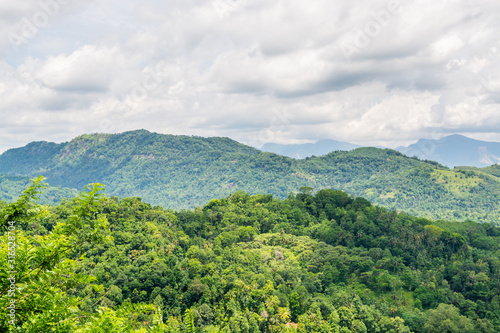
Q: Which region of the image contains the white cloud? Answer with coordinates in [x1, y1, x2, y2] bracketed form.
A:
[33, 45, 124, 92]
[1, 0, 500, 153]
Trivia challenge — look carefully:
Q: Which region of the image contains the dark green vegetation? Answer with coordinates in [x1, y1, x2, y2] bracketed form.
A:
[0, 178, 165, 332]
[6, 181, 500, 332]
[1, 130, 500, 224]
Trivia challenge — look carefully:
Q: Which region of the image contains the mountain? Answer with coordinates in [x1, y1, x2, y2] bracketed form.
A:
[396, 134, 500, 168]
[260, 139, 360, 158]
[0, 130, 265, 208]
[1, 129, 500, 224]
[262, 134, 500, 168]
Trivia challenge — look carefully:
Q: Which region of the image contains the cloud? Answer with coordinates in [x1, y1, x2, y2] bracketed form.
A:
[0, 0, 500, 153]
[33, 45, 126, 93]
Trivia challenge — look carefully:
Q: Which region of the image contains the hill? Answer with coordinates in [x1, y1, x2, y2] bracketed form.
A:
[4, 181, 500, 332]
[261, 139, 360, 158]
[1, 130, 500, 224]
[396, 134, 500, 168]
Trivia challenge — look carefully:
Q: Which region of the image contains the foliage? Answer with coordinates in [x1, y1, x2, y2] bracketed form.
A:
[0, 178, 166, 332]
[2, 130, 500, 224]
[0, 173, 77, 206]
[3, 179, 499, 331]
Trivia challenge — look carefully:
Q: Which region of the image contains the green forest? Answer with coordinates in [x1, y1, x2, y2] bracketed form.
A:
[1, 178, 500, 332]
[1, 130, 500, 225]
[0, 173, 77, 205]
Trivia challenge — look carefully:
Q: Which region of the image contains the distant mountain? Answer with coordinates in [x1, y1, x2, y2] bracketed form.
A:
[260, 139, 360, 158]
[2, 130, 500, 223]
[263, 134, 500, 168]
[397, 134, 500, 168]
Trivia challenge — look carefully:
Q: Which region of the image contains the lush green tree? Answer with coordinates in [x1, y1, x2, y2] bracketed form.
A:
[0, 177, 165, 332]
[4, 177, 500, 332]
[423, 304, 475, 333]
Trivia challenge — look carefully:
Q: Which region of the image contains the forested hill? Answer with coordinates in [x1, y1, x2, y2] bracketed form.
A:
[4, 184, 500, 332]
[1, 129, 500, 224]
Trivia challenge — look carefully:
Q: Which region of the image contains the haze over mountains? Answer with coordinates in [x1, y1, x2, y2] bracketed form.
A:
[397, 135, 500, 168]
[1, 130, 500, 224]
[261, 135, 500, 168]
[261, 140, 361, 159]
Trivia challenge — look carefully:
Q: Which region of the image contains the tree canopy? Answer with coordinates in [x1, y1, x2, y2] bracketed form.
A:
[2, 178, 500, 332]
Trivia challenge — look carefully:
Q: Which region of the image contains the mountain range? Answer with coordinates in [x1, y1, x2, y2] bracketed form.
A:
[260, 139, 361, 159]
[1, 130, 500, 224]
[397, 134, 500, 168]
[261, 134, 500, 168]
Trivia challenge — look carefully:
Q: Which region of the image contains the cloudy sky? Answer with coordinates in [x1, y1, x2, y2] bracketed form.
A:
[1, 0, 499, 153]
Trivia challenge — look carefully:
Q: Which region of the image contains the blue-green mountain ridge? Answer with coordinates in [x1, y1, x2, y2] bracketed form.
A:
[1, 130, 500, 224]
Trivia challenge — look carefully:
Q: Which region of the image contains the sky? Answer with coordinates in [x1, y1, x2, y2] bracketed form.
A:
[1, 0, 499, 153]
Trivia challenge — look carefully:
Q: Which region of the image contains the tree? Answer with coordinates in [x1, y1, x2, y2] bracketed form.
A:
[378, 316, 410, 333]
[0, 177, 166, 332]
[184, 308, 195, 333]
[423, 303, 474, 333]
[289, 292, 301, 321]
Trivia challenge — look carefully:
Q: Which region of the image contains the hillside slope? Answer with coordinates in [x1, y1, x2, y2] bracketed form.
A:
[1, 130, 500, 224]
